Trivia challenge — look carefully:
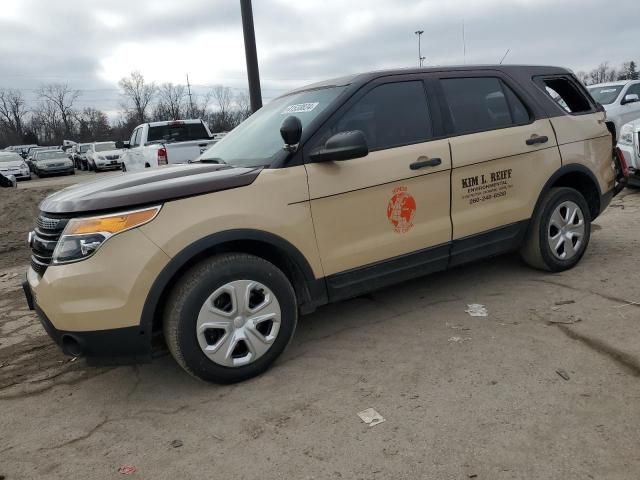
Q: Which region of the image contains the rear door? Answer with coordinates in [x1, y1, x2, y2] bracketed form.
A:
[305, 75, 452, 299]
[435, 72, 562, 264]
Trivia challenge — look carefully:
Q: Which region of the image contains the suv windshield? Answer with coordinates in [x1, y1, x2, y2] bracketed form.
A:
[198, 86, 346, 167]
[588, 85, 624, 105]
[95, 142, 116, 152]
[37, 151, 66, 160]
[147, 122, 209, 143]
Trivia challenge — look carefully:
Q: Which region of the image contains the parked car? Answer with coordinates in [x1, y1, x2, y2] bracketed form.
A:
[118, 119, 215, 172]
[24, 65, 626, 384]
[587, 80, 640, 139]
[25, 147, 53, 172]
[85, 142, 123, 172]
[617, 119, 640, 186]
[32, 150, 75, 177]
[0, 151, 31, 180]
[73, 143, 91, 170]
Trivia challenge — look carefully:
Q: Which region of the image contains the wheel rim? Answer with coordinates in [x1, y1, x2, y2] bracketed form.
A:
[196, 280, 282, 367]
[547, 200, 585, 261]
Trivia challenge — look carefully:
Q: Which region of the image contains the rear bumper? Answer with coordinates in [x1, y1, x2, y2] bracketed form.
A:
[23, 276, 151, 364]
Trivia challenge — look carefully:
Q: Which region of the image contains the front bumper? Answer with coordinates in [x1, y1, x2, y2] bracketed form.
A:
[24, 278, 149, 364]
[23, 228, 170, 363]
[39, 166, 74, 175]
[0, 170, 30, 179]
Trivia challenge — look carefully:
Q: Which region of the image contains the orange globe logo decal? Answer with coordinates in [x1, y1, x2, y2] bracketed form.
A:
[387, 187, 416, 233]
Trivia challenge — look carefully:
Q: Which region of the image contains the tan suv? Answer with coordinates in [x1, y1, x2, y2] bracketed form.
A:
[23, 66, 626, 383]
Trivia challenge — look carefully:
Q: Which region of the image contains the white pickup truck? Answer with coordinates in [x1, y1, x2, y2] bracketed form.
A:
[118, 119, 215, 172]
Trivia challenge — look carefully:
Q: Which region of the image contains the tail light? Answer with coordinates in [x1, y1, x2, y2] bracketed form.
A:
[157, 147, 168, 166]
[615, 147, 629, 178]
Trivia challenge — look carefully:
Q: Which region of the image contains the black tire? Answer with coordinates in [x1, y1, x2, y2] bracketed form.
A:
[520, 187, 591, 272]
[163, 253, 298, 384]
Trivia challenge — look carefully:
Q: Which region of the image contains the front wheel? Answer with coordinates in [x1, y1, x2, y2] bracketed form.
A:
[163, 253, 298, 383]
[520, 187, 591, 272]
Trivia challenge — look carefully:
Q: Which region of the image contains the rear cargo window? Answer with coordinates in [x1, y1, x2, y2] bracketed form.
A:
[541, 78, 593, 114]
[147, 122, 209, 143]
[441, 77, 531, 135]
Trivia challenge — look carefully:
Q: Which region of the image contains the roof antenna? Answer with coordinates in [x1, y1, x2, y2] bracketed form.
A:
[462, 20, 466, 64]
[499, 48, 511, 65]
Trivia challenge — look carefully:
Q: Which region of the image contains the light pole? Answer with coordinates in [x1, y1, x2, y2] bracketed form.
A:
[240, 0, 262, 112]
[414, 30, 425, 67]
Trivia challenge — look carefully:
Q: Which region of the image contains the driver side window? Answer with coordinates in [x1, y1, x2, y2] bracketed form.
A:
[316, 80, 433, 153]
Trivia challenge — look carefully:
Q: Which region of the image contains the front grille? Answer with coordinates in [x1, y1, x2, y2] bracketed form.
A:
[30, 215, 69, 276]
[105, 155, 119, 160]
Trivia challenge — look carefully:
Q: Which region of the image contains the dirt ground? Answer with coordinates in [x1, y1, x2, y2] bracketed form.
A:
[1, 179, 640, 479]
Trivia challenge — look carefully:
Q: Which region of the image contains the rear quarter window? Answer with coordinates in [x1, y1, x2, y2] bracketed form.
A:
[538, 77, 594, 115]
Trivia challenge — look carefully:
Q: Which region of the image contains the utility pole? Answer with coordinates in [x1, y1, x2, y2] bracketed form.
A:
[414, 30, 425, 67]
[240, 0, 262, 112]
[186, 74, 194, 118]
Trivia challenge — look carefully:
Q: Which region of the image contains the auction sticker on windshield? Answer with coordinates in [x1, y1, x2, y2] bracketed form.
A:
[281, 102, 319, 114]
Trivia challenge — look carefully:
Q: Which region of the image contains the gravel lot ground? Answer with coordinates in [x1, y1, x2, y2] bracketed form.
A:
[1, 175, 640, 479]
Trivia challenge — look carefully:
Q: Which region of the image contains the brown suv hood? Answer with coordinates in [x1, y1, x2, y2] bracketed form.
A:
[40, 163, 261, 215]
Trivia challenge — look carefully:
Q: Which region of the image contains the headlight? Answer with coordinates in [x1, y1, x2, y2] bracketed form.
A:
[620, 124, 635, 145]
[52, 206, 161, 264]
[98, 156, 105, 161]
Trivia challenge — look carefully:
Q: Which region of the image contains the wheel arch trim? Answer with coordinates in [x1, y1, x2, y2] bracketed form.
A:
[534, 164, 603, 220]
[139, 229, 328, 336]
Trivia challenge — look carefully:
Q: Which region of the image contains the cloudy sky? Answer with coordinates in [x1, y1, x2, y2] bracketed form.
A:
[0, 0, 637, 113]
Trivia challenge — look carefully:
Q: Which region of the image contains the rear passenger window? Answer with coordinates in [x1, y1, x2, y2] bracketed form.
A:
[330, 81, 432, 151]
[441, 77, 531, 135]
[541, 77, 593, 114]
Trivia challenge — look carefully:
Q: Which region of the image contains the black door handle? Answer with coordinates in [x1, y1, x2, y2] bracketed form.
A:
[410, 157, 442, 170]
[526, 135, 549, 146]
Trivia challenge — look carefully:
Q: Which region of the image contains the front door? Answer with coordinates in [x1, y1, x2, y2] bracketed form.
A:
[304, 76, 452, 299]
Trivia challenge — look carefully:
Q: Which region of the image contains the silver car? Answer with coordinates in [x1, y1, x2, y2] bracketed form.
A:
[0, 152, 31, 180]
[33, 150, 75, 177]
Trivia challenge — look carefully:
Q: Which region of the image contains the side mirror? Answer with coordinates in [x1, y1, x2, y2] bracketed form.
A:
[115, 140, 128, 149]
[0, 173, 17, 188]
[280, 116, 302, 152]
[309, 130, 369, 163]
[622, 93, 640, 105]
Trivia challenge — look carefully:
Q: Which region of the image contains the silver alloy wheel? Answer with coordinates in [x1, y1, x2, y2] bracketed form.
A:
[196, 280, 281, 367]
[547, 200, 585, 260]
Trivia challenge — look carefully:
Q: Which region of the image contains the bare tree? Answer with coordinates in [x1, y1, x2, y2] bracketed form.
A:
[155, 83, 187, 120]
[209, 85, 234, 132]
[0, 89, 27, 143]
[587, 63, 618, 85]
[77, 107, 112, 142]
[234, 90, 251, 123]
[38, 83, 80, 137]
[30, 101, 63, 145]
[119, 71, 157, 124]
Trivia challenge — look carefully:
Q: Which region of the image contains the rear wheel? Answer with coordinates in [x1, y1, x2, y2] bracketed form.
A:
[520, 187, 591, 272]
[163, 253, 298, 383]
